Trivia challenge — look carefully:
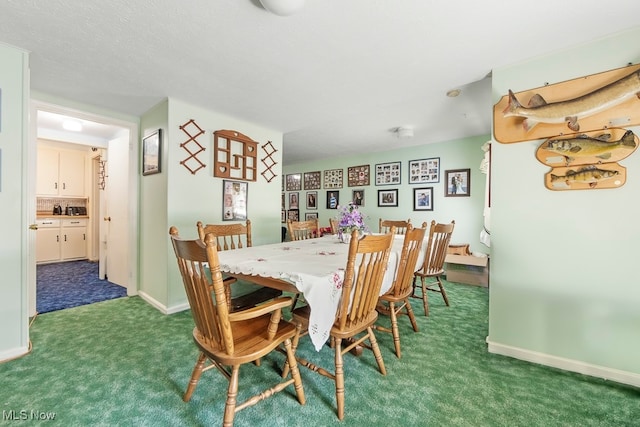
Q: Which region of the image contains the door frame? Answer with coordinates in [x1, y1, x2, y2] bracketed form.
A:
[28, 100, 140, 316]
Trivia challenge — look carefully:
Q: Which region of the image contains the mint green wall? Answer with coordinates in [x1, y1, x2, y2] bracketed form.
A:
[139, 100, 169, 307]
[0, 43, 29, 360]
[489, 27, 640, 385]
[284, 135, 489, 253]
[139, 98, 284, 311]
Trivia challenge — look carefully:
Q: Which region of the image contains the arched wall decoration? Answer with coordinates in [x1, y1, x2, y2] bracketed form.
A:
[179, 119, 206, 175]
[260, 141, 278, 183]
[213, 129, 257, 181]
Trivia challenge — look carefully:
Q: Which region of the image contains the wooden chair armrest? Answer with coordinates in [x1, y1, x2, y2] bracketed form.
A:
[228, 297, 292, 322]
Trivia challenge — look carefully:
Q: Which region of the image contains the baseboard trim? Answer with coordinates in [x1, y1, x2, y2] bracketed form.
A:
[137, 291, 189, 315]
[0, 346, 30, 363]
[487, 339, 640, 388]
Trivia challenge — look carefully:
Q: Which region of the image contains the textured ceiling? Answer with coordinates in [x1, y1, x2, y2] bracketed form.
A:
[1, 0, 639, 164]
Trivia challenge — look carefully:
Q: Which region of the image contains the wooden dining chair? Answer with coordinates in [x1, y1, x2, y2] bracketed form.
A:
[283, 228, 396, 420]
[169, 226, 305, 426]
[287, 218, 319, 241]
[412, 220, 455, 316]
[329, 217, 339, 234]
[375, 222, 427, 358]
[197, 220, 282, 312]
[379, 218, 411, 235]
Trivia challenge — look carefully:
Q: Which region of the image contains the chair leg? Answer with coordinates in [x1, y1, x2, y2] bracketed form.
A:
[368, 326, 387, 376]
[437, 276, 450, 307]
[420, 276, 430, 316]
[183, 352, 207, 402]
[404, 298, 419, 332]
[223, 365, 240, 427]
[281, 324, 301, 379]
[334, 338, 345, 421]
[389, 302, 402, 358]
[283, 337, 306, 405]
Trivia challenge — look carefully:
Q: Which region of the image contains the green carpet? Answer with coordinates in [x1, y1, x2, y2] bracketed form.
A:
[1, 281, 638, 426]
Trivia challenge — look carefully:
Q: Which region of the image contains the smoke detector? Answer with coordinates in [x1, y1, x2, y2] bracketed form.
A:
[394, 126, 414, 139]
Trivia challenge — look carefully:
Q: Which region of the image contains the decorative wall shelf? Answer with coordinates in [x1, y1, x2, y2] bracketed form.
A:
[213, 130, 258, 181]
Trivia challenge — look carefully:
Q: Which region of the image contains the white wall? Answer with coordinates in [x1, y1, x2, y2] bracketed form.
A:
[488, 27, 640, 387]
[0, 43, 29, 361]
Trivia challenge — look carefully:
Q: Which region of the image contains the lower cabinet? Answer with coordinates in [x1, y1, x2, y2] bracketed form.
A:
[36, 219, 61, 263]
[61, 219, 87, 260]
[36, 218, 88, 263]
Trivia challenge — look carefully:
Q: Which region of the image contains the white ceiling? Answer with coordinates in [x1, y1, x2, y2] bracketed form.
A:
[2, 1, 639, 165]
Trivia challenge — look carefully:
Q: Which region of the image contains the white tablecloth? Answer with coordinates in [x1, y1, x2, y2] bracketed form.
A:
[217, 234, 417, 351]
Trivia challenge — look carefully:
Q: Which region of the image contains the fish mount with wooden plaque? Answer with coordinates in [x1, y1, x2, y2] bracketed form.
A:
[536, 128, 638, 167]
[537, 128, 637, 191]
[493, 63, 640, 144]
[544, 164, 626, 191]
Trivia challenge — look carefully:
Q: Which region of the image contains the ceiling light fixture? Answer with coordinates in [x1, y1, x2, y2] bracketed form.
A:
[259, 0, 305, 16]
[394, 126, 414, 139]
[446, 89, 461, 98]
[62, 119, 83, 132]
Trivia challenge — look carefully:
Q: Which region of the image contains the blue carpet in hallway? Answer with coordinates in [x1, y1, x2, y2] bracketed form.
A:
[36, 260, 127, 314]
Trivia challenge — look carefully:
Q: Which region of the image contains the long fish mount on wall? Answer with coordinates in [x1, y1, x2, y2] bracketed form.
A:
[493, 63, 640, 144]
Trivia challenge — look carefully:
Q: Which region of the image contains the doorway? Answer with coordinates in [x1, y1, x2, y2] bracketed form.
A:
[29, 101, 139, 317]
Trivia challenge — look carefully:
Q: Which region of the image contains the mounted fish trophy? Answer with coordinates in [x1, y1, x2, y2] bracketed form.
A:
[535, 128, 638, 190]
[493, 63, 640, 144]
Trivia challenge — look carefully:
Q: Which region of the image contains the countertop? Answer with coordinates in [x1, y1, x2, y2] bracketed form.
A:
[37, 214, 90, 219]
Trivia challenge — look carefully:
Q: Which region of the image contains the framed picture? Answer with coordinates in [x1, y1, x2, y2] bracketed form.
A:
[289, 192, 300, 209]
[347, 164, 370, 187]
[281, 209, 285, 222]
[281, 192, 285, 209]
[142, 129, 161, 175]
[445, 168, 471, 197]
[287, 209, 299, 222]
[324, 169, 343, 189]
[222, 179, 248, 221]
[352, 189, 365, 206]
[305, 212, 318, 220]
[326, 190, 339, 209]
[378, 189, 398, 207]
[413, 187, 434, 211]
[306, 191, 318, 209]
[304, 171, 321, 190]
[375, 161, 401, 185]
[285, 173, 302, 191]
[409, 157, 440, 184]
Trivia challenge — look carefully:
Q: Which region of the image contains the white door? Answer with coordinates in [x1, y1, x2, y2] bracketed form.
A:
[99, 135, 130, 287]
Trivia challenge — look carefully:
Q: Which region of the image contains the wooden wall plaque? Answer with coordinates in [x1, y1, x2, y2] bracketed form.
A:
[493, 63, 640, 144]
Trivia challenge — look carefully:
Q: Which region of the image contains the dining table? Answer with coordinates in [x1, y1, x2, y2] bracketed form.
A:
[216, 233, 425, 352]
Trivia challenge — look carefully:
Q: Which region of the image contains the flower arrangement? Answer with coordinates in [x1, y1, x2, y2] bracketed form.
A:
[336, 202, 368, 239]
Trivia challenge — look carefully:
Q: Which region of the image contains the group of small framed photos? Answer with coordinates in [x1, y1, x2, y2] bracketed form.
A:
[282, 190, 320, 222]
[282, 158, 470, 218]
[285, 158, 446, 190]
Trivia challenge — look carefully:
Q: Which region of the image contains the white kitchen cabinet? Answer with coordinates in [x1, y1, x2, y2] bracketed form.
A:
[36, 146, 86, 197]
[61, 219, 87, 260]
[36, 219, 61, 263]
[36, 218, 88, 263]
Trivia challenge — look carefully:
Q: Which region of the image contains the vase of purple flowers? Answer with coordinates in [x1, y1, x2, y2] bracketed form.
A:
[336, 202, 368, 243]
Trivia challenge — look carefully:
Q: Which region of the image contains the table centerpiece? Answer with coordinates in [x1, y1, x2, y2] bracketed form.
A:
[336, 202, 368, 243]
